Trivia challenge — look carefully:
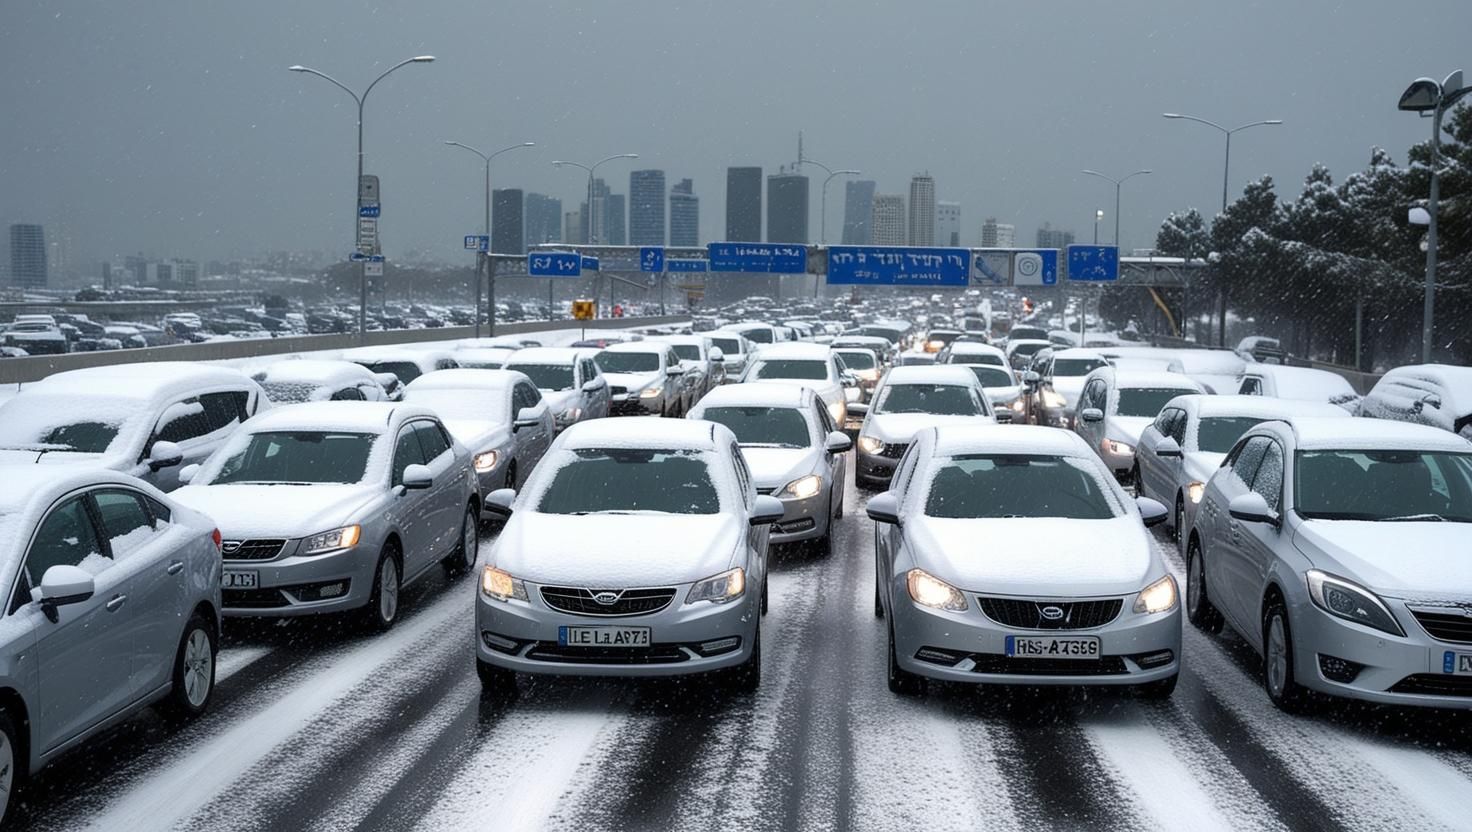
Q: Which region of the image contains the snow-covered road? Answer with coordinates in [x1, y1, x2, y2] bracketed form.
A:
[13, 467, 1472, 832]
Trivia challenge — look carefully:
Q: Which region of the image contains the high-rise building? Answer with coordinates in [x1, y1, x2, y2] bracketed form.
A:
[604, 194, 626, 245]
[629, 170, 666, 246]
[564, 209, 584, 244]
[981, 217, 1018, 248]
[525, 193, 562, 246]
[766, 169, 809, 243]
[841, 180, 876, 245]
[1036, 222, 1075, 250]
[124, 254, 147, 285]
[871, 195, 907, 246]
[174, 259, 200, 289]
[908, 174, 935, 247]
[147, 262, 174, 286]
[492, 188, 525, 254]
[8, 224, 46, 288]
[936, 201, 961, 247]
[725, 166, 763, 241]
[669, 179, 699, 247]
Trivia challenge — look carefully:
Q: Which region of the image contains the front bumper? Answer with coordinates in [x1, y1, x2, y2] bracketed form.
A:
[758, 483, 832, 544]
[221, 543, 378, 617]
[856, 449, 901, 488]
[611, 392, 664, 416]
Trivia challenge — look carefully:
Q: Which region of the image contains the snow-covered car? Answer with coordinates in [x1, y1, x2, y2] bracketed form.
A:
[1074, 367, 1205, 482]
[868, 425, 1177, 697]
[452, 346, 516, 370]
[474, 418, 785, 693]
[1235, 335, 1284, 363]
[650, 334, 727, 396]
[936, 340, 1008, 369]
[832, 347, 882, 403]
[0, 362, 269, 491]
[718, 321, 784, 349]
[1034, 348, 1110, 428]
[704, 331, 753, 380]
[1357, 364, 1472, 441]
[738, 342, 850, 427]
[1004, 338, 1051, 371]
[503, 347, 611, 432]
[1235, 364, 1361, 411]
[832, 335, 897, 366]
[401, 369, 554, 498]
[1, 319, 68, 356]
[172, 402, 479, 629]
[599, 341, 693, 417]
[1186, 417, 1472, 711]
[1135, 395, 1350, 547]
[339, 346, 459, 389]
[251, 359, 392, 405]
[689, 383, 851, 552]
[852, 365, 996, 489]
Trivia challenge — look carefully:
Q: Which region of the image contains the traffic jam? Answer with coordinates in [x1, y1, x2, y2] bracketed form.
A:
[0, 299, 1470, 829]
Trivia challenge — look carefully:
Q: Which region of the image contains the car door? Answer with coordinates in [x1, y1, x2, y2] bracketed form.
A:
[815, 399, 845, 490]
[90, 488, 185, 695]
[1213, 436, 1272, 634]
[729, 445, 767, 586]
[23, 493, 139, 754]
[511, 382, 552, 470]
[1136, 409, 1171, 501]
[387, 423, 433, 567]
[1075, 379, 1105, 450]
[878, 448, 922, 613]
[1234, 439, 1288, 650]
[580, 358, 609, 418]
[410, 420, 463, 571]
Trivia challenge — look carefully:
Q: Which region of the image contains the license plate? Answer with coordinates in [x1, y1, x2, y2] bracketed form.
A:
[222, 571, 258, 590]
[1005, 635, 1100, 659]
[558, 626, 650, 647]
[1442, 651, 1472, 675]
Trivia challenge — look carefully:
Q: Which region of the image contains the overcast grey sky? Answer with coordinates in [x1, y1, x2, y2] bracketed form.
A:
[1, 0, 1467, 268]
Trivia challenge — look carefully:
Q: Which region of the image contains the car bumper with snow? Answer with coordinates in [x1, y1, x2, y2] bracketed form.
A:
[219, 539, 380, 618]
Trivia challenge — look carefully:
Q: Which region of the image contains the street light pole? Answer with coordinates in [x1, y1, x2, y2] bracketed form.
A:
[289, 56, 435, 339]
[444, 141, 535, 338]
[798, 159, 860, 298]
[552, 154, 638, 317]
[1081, 169, 1151, 247]
[1094, 209, 1103, 244]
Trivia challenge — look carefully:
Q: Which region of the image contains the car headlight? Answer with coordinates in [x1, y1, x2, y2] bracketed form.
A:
[1042, 390, 1067, 408]
[686, 567, 746, 605]
[640, 385, 662, 398]
[557, 407, 582, 423]
[782, 474, 823, 500]
[857, 369, 879, 382]
[1105, 439, 1135, 456]
[474, 450, 500, 473]
[1306, 570, 1404, 636]
[481, 566, 528, 602]
[1187, 481, 1205, 504]
[827, 399, 845, 422]
[858, 435, 885, 454]
[906, 568, 968, 611]
[302, 525, 361, 555]
[1009, 398, 1026, 412]
[925, 339, 944, 352]
[1133, 575, 1178, 614]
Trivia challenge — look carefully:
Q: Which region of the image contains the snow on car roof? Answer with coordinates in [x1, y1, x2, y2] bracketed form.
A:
[1052, 347, 1109, 360]
[693, 382, 811, 409]
[338, 346, 453, 365]
[34, 361, 254, 401]
[1244, 364, 1356, 396]
[504, 347, 583, 365]
[946, 342, 1007, 358]
[1087, 366, 1204, 391]
[560, 416, 720, 451]
[930, 424, 1092, 458]
[883, 365, 983, 386]
[0, 465, 146, 516]
[648, 334, 706, 346]
[403, 368, 520, 392]
[752, 342, 832, 360]
[239, 401, 418, 435]
[1372, 364, 1472, 414]
[1287, 416, 1471, 452]
[255, 359, 376, 385]
[601, 340, 669, 354]
[1174, 394, 1350, 420]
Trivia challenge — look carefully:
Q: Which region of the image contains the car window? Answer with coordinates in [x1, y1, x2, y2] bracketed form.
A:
[580, 359, 598, 385]
[414, 421, 453, 462]
[750, 360, 828, 381]
[891, 444, 922, 504]
[1250, 441, 1285, 509]
[25, 496, 105, 586]
[92, 490, 159, 559]
[1152, 409, 1174, 435]
[1168, 409, 1188, 444]
[925, 455, 1118, 519]
[435, 359, 459, 371]
[199, 390, 250, 432]
[211, 431, 377, 485]
[1230, 437, 1272, 489]
[702, 406, 811, 448]
[1239, 376, 1263, 396]
[875, 384, 983, 416]
[535, 449, 720, 514]
[391, 426, 427, 486]
[153, 398, 212, 445]
[145, 496, 172, 523]
[815, 399, 838, 434]
[730, 443, 753, 507]
[330, 387, 367, 401]
[507, 363, 576, 391]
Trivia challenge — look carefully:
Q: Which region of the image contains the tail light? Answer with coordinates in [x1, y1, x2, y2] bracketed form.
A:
[211, 528, 223, 549]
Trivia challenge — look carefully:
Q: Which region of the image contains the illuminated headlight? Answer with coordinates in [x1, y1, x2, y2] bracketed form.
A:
[481, 566, 528, 602]
[925, 339, 944, 352]
[858, 435, 885, 454]
[640, 386, 662, 398]
[686, 567, 746, 605]
[907, 568, 968, 611]
[1105, 439, 1135, 456]
[302, 525, 361, 555]
[857, 369, 879, 382]
[1187, 481, 1205, 504]
[1133, 575, 1178, 614]
[827, 399, 845, 422]
[1041, 390, 1067, 408]
[474, 450, 500, 473]
[782, 474, 823, 500]
[1009, 398, 1026, 412]
[1306, 570, 1404, 636]
[557, 407, 582, 424]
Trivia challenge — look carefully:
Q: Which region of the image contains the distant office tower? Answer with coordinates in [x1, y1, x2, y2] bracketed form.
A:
[981, 217, 1018, 248]
[1036, 222, 1075, 250]
[725, 167, 763, 241]
[124, 254, 147, 285]
[629, 170, 666, 246]
[908, 174, 935, 247]
[669, 179, 699, 247]
[492, 188, 525, 254]
[174, 259, 200, 289]
[525, 193, 563, 245]
[101, 261, 113, 290]
[871, 195, 907, 246]
[564, 209, 584, 244]
[766, 169, 809, 243]
[147, 262, 174, 285]
[841, 180, 876, 244]
[936, 201, 961, 247]
[8, 224, 46, 288]
[604, 194, 626, 245]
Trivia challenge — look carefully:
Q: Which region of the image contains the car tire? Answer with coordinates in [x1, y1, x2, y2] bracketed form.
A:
[0, 710, 21, 829]
[444, 504, 479, 575]
[887, 622, 926, 696]
[160, 612, 217, 719]
[1173, 494, 1186, 550]
[505, 461, 518, 492]
[1134, 673, 1178, 699]
[361, 544, 402, 632]
[760, 576, 769, 616]
[724, 627, 762, 692]
[833, 482, 844, 519]
[1263, 599, 1311, 713]
[477, 657, 517, 697]
[1130, 462, 1142, 492]
[1186, 539, 1224, 634]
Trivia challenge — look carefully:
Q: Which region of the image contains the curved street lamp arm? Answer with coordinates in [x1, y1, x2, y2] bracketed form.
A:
[798, 158, 835, 176]
[288, 66, 360, 105]
[489, 142, 535, 162]
[551, 160, 592, 174]
[1229, 119, 1284, 134]
[363, 57, 429, 104]
[1162, 112, 1226, 133]
[444, 141, 489, 162]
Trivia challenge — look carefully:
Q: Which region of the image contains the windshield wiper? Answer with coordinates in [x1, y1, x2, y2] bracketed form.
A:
[1380, 513, 1447, 522]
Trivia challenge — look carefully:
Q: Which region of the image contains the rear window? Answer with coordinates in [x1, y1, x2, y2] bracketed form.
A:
[536, 449, 720, 514]
[209, 432, 376, 485]
[505, 363, 575, 391]
[970, 366, 1015, 388]
[701, 406, 811, 448]
[925, 455, 1118, 519]
[751, 360, 827, 381]
[1117, 387, 1194, 418]
[836, 351, 876, 370]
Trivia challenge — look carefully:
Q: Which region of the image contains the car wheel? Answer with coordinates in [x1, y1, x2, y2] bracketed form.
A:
[833, 481, 845, 519]
[1186, 539, 1224, 634]
[444, 504, 479, 575]
[161, 613, 216, 718]
[1173, 494, 1186, 549]
[1130, 462, 1142, 492]
[724, 627, 762, 692]
[477, 657, 517, 697]
[1263, 600, 1311, 712]
[887, 622, 926, 695]
[760, 576, 769, 616]
[0, 710, 20, 828]
[361, 544, 402, 632]
[504, 461, 518, 492]
[1135, 673, 1178, 699]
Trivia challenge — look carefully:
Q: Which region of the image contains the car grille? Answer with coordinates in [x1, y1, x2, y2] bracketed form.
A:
[1411, 609, 1472, 644]
[221, 539, 287, 561]
[223, 588, 289, 608]
[524, 642, 689, 664]
[878, 442, 908, 460]
[978, 597, 1123, 630]
[540, 586, 678, 617]
[1390, 674, 1472, 697]
[968, 655, 1129, 676]
[610, 386, 628, 396]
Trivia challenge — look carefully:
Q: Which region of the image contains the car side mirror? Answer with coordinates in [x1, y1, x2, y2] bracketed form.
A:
[1154, 437, 1183, 458]
[866, 492, 901, 525]
[1136, 496, 1169, 527]
[750, 494, 785, 527]
[825, 430, 853, 454]
[709, 347, 724, 362]
[841, 371, 859, 387]
[513, 407, 541, 430]
[1080, 408, 1104, 423]
[177, 463, 200, 485]
[401, 463, 433, 491]
[39, 564, 95, 623]
[485, 488, 515, 518]
[148, 441, 184, 472]
[581, 379, 602, 393]
[848, 402, 869, 416]
[1229, 492, 1278, 525]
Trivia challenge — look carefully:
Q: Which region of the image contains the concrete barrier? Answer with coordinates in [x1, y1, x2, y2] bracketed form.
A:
[0, 316, 690, 385]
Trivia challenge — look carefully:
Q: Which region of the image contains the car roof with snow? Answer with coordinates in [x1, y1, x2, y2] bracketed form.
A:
[32, 361, 256, 401]
[692, 382, 813, 410]
[0, 465, 154, 516]
[559, 416, 723, 452]
[1169, 394, 1350, 420]
[503, 347, 586, 365]
[403, 368, 522, 392]
[1052, 347, 1109, 360]
[254, 359, 378, 385]
[883, 365, 985, 387]
[601, 340, 669, 355]
[339, 346, 455, 366]
[234, 401, 428, 435]
[1004, 338, 1051, 351]
[1085, 366, 1204, 392]
[947, 341, 1007, 358]
[1371, 364, 1472, 412]
[1283, 416, 1471, 452]
[929, 424, 1093, 458]
[750, 343, 832, 360]
[648, 334, 708, 347]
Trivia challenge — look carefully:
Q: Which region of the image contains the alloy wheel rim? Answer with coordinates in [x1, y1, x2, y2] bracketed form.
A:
[1175, 501, 1184, 545]
[1267, 616, 1288, 695]
[183, 628, 213, 707]
[381, 559, 399, 622]
[0, 731, 12, 805]
[1187, 550, 1202, 615]
[463, 514, 477, 567]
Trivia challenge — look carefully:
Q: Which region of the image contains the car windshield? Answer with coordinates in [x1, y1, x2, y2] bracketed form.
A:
[876, 384, 981, 416]
[1116, 388, 1192, 418]
[1295, 450, 1472, 522]
[1195, 416, 1272, 454]
[836, 351, 875, 370]
[1010, 342, 1046, 358]
[506, 363, 575, 391]
[970, 366, 1015, 388]
[0, 396, 130, 454]
[1053, 358, 1107, 376]
[536, 449, 720, 514]
[925, 455, 1118, 519]
[361, 360, 421, 385]
[953, 352, 1004, 367]
[210, 432, 375, 485]
[751, 360, 827, 381]
[709, 337, 740, 355]
[671, 345, 702, 361]
[701, 406, 811, 448]
[597, 351, 661, 373]
[742, 328, 774, 344]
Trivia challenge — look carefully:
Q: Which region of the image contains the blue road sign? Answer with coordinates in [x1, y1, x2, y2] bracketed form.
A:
[666, 258, 709, 273]
[368, 255, 384, 263]
[707, 243, 807, 274]
[1066, 245, 1119, 282]
[1014, 249, 1059, 286]
[581, 256, 600, 272]
[640, 247, 665, 272]
[349, 252, 369, 262]
[826, 246, 971, 287]
[359, 205, 381, 218]
[464, 235, 489, 252]
[527, 252, 582, 277]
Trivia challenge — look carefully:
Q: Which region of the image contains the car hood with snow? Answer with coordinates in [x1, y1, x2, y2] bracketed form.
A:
[604, 371, 663, 393]
[865, 413, 995, 445]
[1108, 416, 1154, 445]
[1294, 520, 1472, 601]
[491, 511, 744, 586]
[172, 483, 382, 540]
[1051, 377, 1087, 409]
[740, 446, 821, 489]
